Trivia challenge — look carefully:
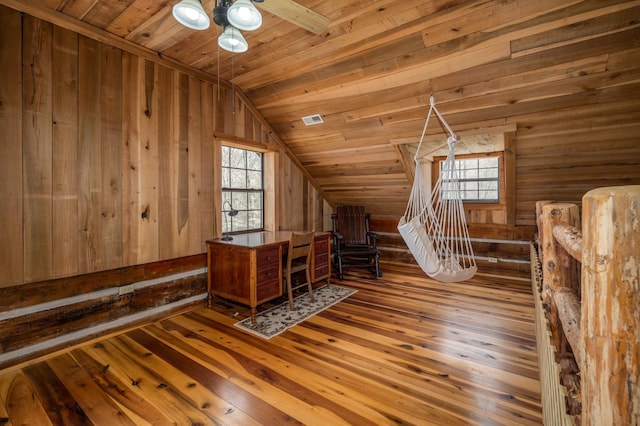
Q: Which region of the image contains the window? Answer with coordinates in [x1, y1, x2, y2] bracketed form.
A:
[222, 146, 264, 233]
[441, 156, 500, 202]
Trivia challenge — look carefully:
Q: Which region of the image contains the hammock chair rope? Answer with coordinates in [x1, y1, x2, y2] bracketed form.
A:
[398, 96, 477, 282]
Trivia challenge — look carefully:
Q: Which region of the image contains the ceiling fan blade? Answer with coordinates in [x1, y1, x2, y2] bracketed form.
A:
[257, 0, 329, 34]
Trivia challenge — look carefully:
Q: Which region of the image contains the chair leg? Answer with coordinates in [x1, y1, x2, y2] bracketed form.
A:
[285, 276, 295, 311]
[306, 269, 314, 302]
[370, 253, 382, 278]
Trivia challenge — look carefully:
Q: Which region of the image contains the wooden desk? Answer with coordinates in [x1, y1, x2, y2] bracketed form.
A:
[206, 231, 331, 322]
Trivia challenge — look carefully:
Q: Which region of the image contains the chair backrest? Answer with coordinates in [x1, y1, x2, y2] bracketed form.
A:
[335, 206, 369, 246]
[287, 231, 314, 268]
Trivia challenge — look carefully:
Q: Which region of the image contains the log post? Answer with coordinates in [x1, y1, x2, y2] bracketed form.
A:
[535, 200, 556, 265]
[581, 185, 640, 426]
[535, 200, 557, 311]
[540, 203, 581, 354]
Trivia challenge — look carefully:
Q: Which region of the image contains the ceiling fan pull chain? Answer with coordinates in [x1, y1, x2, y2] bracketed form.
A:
[217, 29, 221, 102]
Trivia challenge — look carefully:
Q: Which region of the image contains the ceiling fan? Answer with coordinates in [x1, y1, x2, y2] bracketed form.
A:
[172, 0, 329, 52]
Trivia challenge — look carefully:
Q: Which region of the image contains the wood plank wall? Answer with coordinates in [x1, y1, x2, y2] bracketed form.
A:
[514, 102, 640, 226]
[0, 6, 322, 289]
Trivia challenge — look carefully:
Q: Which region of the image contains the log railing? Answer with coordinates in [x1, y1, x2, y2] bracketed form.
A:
[531, 243, 575, 425]
[534, 185, 639, 426]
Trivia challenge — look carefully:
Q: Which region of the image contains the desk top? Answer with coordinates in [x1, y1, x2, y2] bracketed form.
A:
[207, 231, 329, 249]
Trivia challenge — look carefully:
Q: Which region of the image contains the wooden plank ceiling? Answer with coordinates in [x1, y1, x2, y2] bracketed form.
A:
[5, 0, 640, 218]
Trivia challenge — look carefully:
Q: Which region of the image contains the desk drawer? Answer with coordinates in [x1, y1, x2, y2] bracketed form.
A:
[314, 263, 329, 280]
[257, 246, 280, 271]
[256, 266, 279, 283]
[257, 278, 280, 301]
[314, 239, 329, 255]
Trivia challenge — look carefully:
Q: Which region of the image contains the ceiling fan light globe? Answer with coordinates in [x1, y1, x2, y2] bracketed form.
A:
[218, 26, 249, 52]
[227, 0, 262, 31]
[237, 7, 251, 21]
[173, 0, 210, 30]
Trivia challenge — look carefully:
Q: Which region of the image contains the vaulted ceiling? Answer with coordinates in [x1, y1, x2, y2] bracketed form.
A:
[5, 0, 640, 218]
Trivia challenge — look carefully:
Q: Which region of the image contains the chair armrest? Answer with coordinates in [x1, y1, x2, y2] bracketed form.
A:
[367, 231, 379, 248]
[332, 232, 344, 252]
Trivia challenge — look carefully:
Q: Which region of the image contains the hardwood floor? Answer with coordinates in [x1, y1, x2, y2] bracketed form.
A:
[0, 265, 542, 425]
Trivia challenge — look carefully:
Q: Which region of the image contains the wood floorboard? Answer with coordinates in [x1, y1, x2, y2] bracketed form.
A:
[0, 266, 542, 425]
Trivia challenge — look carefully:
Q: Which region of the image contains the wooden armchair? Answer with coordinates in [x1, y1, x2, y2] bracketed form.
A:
[331, 206, 381, 279]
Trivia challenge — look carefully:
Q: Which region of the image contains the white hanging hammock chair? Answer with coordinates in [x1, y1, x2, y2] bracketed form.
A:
[398, 96, 477, 282]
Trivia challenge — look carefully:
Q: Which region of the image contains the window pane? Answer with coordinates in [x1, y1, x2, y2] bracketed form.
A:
[247, 151, 261, 171]
[222, 146, 230, 167]
[479, 180, 498, 201]
[222, 191, 232, 207]
[233, 211, 248, 232]
[479, 168, 498, 178]
[479, 181, 498, 191]
[478, 157, 498, 168]
[479, 191, 497, 200]
[462, 181, 478, 191]
[222, 168, 230, 188]
[247, 170, 262, 189]
[460, 159, 477, 170]
[230, 148, 245, 169]
[230, 169, 246, 188]
[462, 190, 477, 199]
[231, 192, 247, 210]
[248, 210, 262, 229]
[248, 192, 262, 209]
[460, 168, 478, 179]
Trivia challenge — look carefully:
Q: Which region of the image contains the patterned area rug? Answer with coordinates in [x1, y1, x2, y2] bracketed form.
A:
[234, 285, 357, 339]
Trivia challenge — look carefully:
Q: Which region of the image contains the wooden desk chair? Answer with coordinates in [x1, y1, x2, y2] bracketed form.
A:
[283, 231, 315, 310]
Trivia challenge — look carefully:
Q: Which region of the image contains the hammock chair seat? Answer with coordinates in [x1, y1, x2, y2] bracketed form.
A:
[398, 215, 476, 283]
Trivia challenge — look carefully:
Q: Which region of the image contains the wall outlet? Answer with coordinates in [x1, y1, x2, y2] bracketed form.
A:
[118, 284, 135, 295]
[487, 257, 498, 263]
